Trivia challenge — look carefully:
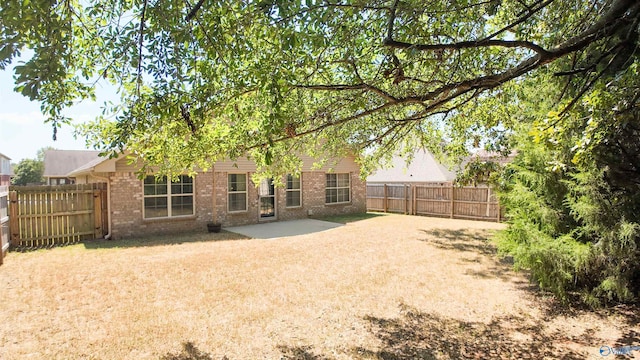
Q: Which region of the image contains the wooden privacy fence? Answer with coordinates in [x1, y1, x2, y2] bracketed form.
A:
[0, 186, 9, 264]
[367, 183, 501, 222]
[8, 183, 108, 250]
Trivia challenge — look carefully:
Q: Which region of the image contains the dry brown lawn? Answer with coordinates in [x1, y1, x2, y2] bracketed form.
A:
[0, 214, 637, 359]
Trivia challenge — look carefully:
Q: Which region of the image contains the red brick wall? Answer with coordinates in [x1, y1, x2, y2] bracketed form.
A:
[109, 172, 214, 239]
[0, 175, 10, 186]
[108, 171, 366, 239]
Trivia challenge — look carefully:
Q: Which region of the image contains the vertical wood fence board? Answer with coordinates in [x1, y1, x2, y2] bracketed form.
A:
[7, 184, 107, 250]
[9, 191, 19, 247]
[367, 183, 501, 222]
[93, 190, 103, 239]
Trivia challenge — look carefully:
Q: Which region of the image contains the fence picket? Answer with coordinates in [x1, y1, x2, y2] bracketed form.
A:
[6, 184, 107, 251]
[367, 182, 501, 222]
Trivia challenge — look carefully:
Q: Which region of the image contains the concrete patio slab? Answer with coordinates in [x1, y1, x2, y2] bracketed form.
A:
[226, 219, 343, 239]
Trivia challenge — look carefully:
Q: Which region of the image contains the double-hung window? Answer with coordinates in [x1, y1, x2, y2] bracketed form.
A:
[228, 174, 247, 212]
[285, 174, 301, 207]
[325, 173, 350, 204]
[143, 175, 194, 219]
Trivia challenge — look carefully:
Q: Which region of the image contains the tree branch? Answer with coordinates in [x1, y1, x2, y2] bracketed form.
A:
[386, 0, 399, 42]
[482, 0, 554, 42]
[247, 100, 404, 151]
[386, 0, 640, 110]
[186, 0, 206, 21]
[136, 0, 148, 97]
[295, 83, 399, 102]
[383, 38, 551, 55]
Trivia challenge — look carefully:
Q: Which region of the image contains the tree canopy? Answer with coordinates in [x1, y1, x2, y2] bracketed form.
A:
[2, 0, 639, 176]
[11, 158, 43, 185]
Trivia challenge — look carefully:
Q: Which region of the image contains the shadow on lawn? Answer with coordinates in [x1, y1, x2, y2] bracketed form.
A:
[83, 230, 249, 250]
[278, 303, 610, 360]
[278, 345, 332, 360]
[418, 228, 520, 283]
[613, 305, 640, 349]
[352, 303, 593, 359]
[160, 342, 227, 360]
[419, 228, 498, 256]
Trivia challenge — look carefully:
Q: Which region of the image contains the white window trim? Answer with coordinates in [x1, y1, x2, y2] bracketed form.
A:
[142, 175, 195, 219]
[227, 173, 248, 213]
[285, 174, 302, 208]
[325, 173, 351, 205]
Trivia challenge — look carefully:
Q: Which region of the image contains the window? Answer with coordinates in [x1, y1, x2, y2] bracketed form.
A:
[228, 173, 247, 212]
[286, 174, 301, 207]
[143, 175, 194, 219]
[325, 173, 350, 204]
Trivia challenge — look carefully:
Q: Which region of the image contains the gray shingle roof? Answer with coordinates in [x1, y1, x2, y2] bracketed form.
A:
[43, 150, 102, 177]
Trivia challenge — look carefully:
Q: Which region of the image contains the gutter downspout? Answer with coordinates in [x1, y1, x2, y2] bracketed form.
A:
[92, 174, 112, 240]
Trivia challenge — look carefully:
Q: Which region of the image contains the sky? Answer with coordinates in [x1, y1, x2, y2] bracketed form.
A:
[0, 64, 118, 163]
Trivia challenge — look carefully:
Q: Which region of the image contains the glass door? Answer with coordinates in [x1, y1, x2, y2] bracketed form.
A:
[258, 178, 276, 220]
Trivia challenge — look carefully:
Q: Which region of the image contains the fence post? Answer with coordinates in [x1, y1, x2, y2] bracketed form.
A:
[9, 191, 19, 248]
[93, 190, 103, 239]
[412, 185, 416, 215]
[486, 187, 491, 218]
[383, 184, 388, 213]
[449, 184, 455, 219]
[404, 184, 408, 215]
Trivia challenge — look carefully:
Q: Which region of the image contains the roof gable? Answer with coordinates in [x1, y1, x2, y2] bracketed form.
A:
[368, 149, 457, 183]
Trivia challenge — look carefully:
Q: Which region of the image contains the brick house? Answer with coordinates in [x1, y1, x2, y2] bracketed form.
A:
[68, 153, 366, 239]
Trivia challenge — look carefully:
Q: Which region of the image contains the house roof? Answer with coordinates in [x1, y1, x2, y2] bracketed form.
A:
[43, 150, 102, 177]
[0, 152, 11, 160]
[66, 152, 129, 177]
[367, 149, 457, 183]
[67, 156, 108, 176]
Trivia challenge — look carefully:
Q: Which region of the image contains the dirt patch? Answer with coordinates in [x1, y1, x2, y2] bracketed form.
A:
[0, 214, 636, 359]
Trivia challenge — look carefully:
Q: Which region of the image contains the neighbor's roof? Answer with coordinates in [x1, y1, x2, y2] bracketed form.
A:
[0, 152, 10, 160]
[367, 149, 457, 183]
[43, 150, 102, 177]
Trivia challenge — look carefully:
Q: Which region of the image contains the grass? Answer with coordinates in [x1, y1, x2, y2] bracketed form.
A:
[0, 214, 636, 359]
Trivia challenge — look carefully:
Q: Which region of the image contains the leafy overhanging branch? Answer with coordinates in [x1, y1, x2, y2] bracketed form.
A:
[2, 0, 640, 176]
[280, 0, 640, 153]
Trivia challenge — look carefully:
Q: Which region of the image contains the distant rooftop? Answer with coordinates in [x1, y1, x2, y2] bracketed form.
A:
[367, 149, 457, 183]
[43, 150, 102, 177]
